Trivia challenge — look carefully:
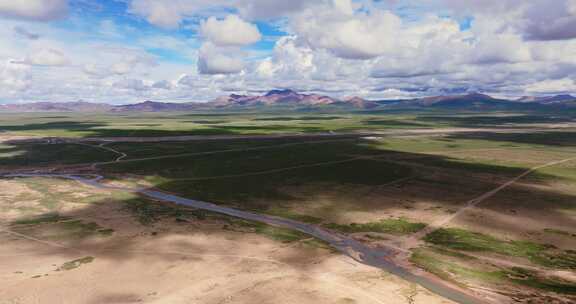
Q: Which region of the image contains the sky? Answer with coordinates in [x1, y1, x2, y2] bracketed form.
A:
[0, 0, 575, 104]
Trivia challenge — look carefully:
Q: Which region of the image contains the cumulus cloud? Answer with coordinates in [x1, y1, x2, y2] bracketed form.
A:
[470, 33, 532, 64]
[523, 0, 576, 41]
[177, 74, 195, 87]
[110, 53, 157, 75]
[128, 0, 310, 28]
[113, 78, 150, 91]
[524, 78, 576, 94]
[236, 0, 309, 19]
[0, 0, 68, 21]
[200, 15, 261, 46]
[129, 0, 233, 29]
[290, 0, 469, 62]
[438, 0, 576, 41]
[83, 63, 110, 78]
[197, 43, 244, 75]
[292, 1, 403, 59]
[0, 60, 31, 92]
[26, 48, 68, 66]
[111, 62, 131, 75]
[152, 79, 172, 90]
[254, 36, 314, 79]
[129, 0, 184, 29]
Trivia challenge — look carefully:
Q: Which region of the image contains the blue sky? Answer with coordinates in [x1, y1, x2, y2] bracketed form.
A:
[0, 0, 575, 103]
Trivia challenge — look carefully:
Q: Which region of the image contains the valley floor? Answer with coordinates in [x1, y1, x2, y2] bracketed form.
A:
[1, 111, 576, 304]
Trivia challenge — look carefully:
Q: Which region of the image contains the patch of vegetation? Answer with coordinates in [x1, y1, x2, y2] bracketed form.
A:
[410, 249, 505, 285]
[12, 213, 67, 225]
[113, 140, 413, 206]
[12, 213, 114, 239]
[363, 119, 425, 128]
[543, 228, 576, 238]
[424, 228, 550, 254]
[57, 220, 114, 238]
[424, 228, 576, 269]
[57, 256, 95, 271]
[450, 131, 576, 147]
[427, 246, 479, 260]
[411, 248, 576, 295]
[324, 218, 426, 235]
[191, 120, 227, 124]
[505, 267, 576, 295]
[0, 143, 117, 167]
[120, 198, 331, 248]
[97, 228, 115, 236]
[253, 116, 344, 121]
[263, 207, 324, 224]
[121, 199, 201, 226]
[254, 225, 309, 243]
[418, 114, 576, 128]
[225, 219, 331, 249]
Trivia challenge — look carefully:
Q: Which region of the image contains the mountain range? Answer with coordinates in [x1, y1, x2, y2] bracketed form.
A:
[0, 89, 575, 112]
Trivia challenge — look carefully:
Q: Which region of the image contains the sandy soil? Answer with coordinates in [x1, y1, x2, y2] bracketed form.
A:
[0, 179, 452, 304]
[0, 232, 452, 304]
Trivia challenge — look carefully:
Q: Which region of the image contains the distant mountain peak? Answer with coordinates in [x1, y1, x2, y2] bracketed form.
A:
[265, 89, 298, 96]
[2, 91, 575, 113]
[466, 92, 493, 98]
[516, 94, 575, 104]
[551, 94, 575, 100]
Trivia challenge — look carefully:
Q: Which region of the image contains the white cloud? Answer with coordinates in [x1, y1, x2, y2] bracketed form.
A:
[200, 15, 261, 46]
[128, 0, 310, 28]
[437, 0, 576, 41]
[26, 48, 68, 66]
[0, 0, 68, 21]
[236, 0, 309, 19]
[177, 74, 195, 87]
[524, 78, 576, 94]
[0, 60, 31, 92]
[470, 33, 532, 64]
[292, 2, 403, 59]
[109, 52, 157, 75]
[129, 0, 232, 29]
[111, 62, 131, 75]
[254, 36, 314, 79]
[152, 79, 172, 89]
[129, 0, 183, 29]
[523, 0, 576, 41]
[83, 63, 110, 78]
[113, 78, 150, 91]
[197, 43, 244, 75]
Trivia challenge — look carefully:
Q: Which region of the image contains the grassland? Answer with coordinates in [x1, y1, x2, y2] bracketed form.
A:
[324, 218, 426, 235]
[1, 110, 576, 303]
[0, 112, 437, 138]
[10, 212, 115, 240]
[411, 247, 576, 295]
[424, 228, 576, 269]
